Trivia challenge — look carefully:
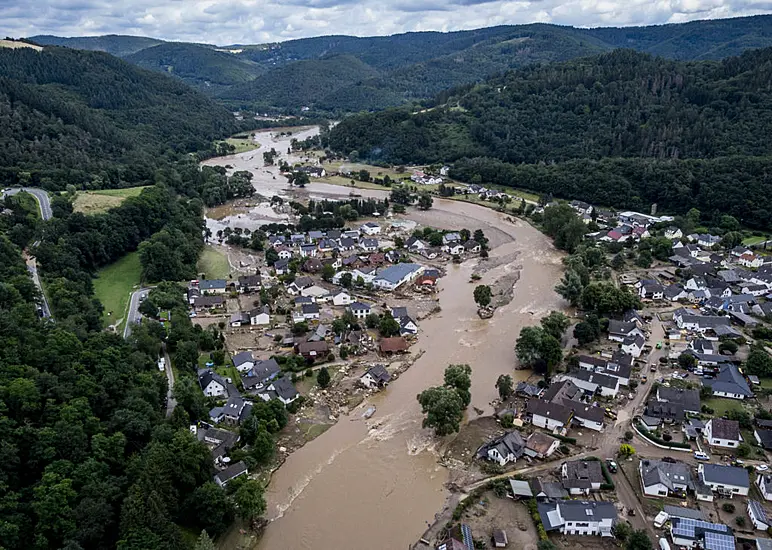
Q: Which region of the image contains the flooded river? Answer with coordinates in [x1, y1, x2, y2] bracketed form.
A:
[203, 127, 566, 550]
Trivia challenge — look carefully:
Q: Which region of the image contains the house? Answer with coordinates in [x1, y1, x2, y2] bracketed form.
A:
[755, 429, 772, 450]
[669, 516, 734, 548]
[199, 369, 228, 397]
[197, 426, 239, 465]
[697, 234, 721, 248]
[359, 238, 379, 252]
[757, 474, 772, 501]
[645, 399, 685, 423]
[299, 244, 318, 258]
[656, 387, 701, 415]
[524, 432, 560, 459]
[538, 500, 616, 537]
[302, 258, 323, 273]
[398, 316, 419, 336]
[704, 418, 742, 448]
[379, 337, 409, 354]
[332, 291, 353, 306]
[607, 320, 643, 342]
[704, 365, 752, 399]
[258, 377, 299, 405]
[301, 303, 320, 320]
[621, 334, 645, 358]
[542, 379, 582, 406]
[664, 285, 690, 301]
[526, 400, 573, 432]
[301, 284, 330, 302]
[476, 431, 526, 466]
[240, 358, 281, 393]
[515, 381, 543, 398]
[237, 273, 262, 293]
[749, 500, 771, 530]
[492, 529, 508, 548]
[250, 305, 271, 326]
[673, 308, 731, 334]
[214, 461, 248, 487]
[463, 240, 481, 253]
[360, 222, 381, 236]
[233, 351, 255, 374]
[577, 354, 631, 386]
[444, 243, 465, 255]
[561, 460, 604, 495]
[273, 258, 290, 275]
[405, 236, 428, 252]
[360, 365, 391, 389]
[229, 311, 250, 327]
[557, 369, 620, 398]
[199, 279, 228, 294]
[348, 301, 371, 319]
[665, 227, 683, 240]
[530, 479, 568, 500]
[211, 395, 248, 425]
[639, 459, 693, 498]
[298, 165, 326, 178]
[192, 296, 226, 311]
[639, 282, 665, 300]
[572, 405, 605, 432]
[739, 253, 764, 269]
[295, 340, 329, 361]
[372, 263, 424, 291]
[276, 247, 293, 260]
[698, 463, 749, 498]
[288, 276, 314, 295]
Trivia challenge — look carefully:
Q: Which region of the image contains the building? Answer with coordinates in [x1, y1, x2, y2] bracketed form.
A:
[360, 222, 381, 236]
[250, 305, 271, 326]
[526, 400, 573, 432]
[572, 405, 605, 432]
[332, 291, 353, 306]
[557, 369, 619, 398]
[607, 320, 643, 342]
[756, 474, 772, 501]
[524, 432, 560, 459]
[669, 517, 734, 549]
[229, 311, 250, 327]
[698, 463, 750, 499]
[542, 379, 582, 406]
[476, 431, 526, 466]
[295, 340, 329, 361]
[240, 358, 281, 394]
[372, 263, 424, 291]
[258, 377, 299, 405]
[639, 459, 693, 498]
[197, 426, 239, 465]
[192, 295, 226, 311]
[755, 429, 772, 451]
[301, 303, 320, 320]
[214, 461, 248, 487]
[656, 387, 701, 415]
[379, 337, 409, 354]
[199, 369, 228, 397]
[198, 279, 228, 294]
[237, 273, 262, 293]
[233, 351, 255, 374]
[360, 365, 391, 389]
[348, 301, 371, 320]
[704, 418, 742, 448]
[703, 365, 752, 399]
[576, 354, 631, 386]
[748, 500, 771, 531]
[621, 334, 645, 358]
[538, 500, 617, 537]
[531, 478, 569, 500]
[561, 460, 604, 495]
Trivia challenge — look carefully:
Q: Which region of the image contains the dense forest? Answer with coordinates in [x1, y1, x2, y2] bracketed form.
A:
[327, 48, 772, 228]
[30, 15, 772, 112]
[0, 46, 241, 190]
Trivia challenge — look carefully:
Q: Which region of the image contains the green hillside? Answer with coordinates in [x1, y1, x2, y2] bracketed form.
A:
[29, 33, 163, 56]
[327, 48, 772, 228]
[0, 46, 240, 190]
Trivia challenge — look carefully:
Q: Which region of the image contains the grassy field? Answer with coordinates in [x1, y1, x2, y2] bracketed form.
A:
[197, 246, 231, 279]
[73, 186, 149, 215]
[703, 396, 748, 417]
[93, 251, 141, 325]
[219, 134, 261, 154]
[743, 235, 768, 246]
[0, 40, 42, 51]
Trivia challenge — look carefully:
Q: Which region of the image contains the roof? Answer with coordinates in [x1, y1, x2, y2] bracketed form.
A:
[375, 263, 422, 284]
[573, 404, 604, 424]
[526, 432, 559, 455]
[608, 320, 638, 335]
[379, 337, 409, 353]
[756, 429, 772, 450]
[645, 399, 685, 422]
[199, 279, 227, 290]
[703, 365, 752, 397]
[563, 460, 604, 488]
[296, 340, 329, 355]
[479, 431, 526, 460]
[233, 351, 254, 367]
[530, 479, 568, 499]
[671, 517, 733, 546]
[749, 500, 769, 525]
[526, 399, 572, 424]
[542, 380, 581, 405]
[199, 369, 227, 391]
[238, 273, 261, 286]
[708, 418, 741, 440]
[657, 387, 701, 412]
[363, 365, 391, 384]
[242, 359, 281, 387]
[301, 303, 320, 314]
[538, 500, 617, 531]
[214, 461, 248, 484]
[508, 479, 533, 497]
[515, 381, 543, 397]
[757, 539, 772, 550]
[349, 301, 371, 311]
[663, 505, 707, 521]
[271, 377, 298, 400]
[562, 369, 618, 390]
[700, 463, 749, 488]
[640, 459, 693, 491]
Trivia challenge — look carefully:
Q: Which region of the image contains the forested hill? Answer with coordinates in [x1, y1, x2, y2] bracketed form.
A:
[0, 46, 239, 190]
[29, 34, 164, 56]
[327, 48, 772, 228]
[27, 15, 772, 112]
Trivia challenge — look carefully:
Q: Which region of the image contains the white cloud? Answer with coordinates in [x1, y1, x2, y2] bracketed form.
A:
[1, 0, 770, 44]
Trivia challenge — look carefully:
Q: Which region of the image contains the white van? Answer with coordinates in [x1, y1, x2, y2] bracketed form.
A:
[654, 511, 669, 528]
[659, 538, 671, 550]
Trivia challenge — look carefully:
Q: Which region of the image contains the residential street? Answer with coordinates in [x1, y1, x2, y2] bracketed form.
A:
[162, 344, 176, 418]
[123, 287, 150, 339]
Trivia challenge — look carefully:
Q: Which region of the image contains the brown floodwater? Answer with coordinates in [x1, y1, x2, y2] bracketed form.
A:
[203, 128, 567, 550]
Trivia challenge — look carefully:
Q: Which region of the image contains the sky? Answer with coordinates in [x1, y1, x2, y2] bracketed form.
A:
[3, 0, 772, 45]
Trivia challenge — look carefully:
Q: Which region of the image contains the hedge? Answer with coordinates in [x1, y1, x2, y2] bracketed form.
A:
[635, 421, 691, 449]
[552, 433, 577, 445]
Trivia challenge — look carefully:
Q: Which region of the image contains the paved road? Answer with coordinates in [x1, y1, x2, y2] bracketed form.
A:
[2, 186, 53, 220]
[123, 287, 150, 339]
[26, 257, 52, 319]
[162, 344, 177, 418]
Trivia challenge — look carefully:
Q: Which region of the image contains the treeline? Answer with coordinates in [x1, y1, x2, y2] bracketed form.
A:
[0, 46, 241, 191]
[328, 48, 772, 228]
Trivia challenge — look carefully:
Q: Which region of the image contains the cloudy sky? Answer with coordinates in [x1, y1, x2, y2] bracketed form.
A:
[3, 0, 772, 45]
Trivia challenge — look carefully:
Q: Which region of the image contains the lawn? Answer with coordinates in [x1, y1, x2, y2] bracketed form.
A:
[743, 235, 768, 246]
[219, 133, 261, 154]
[703, 397, 748, 417]
[197, 246, 231, 279]
[93, 251, 141, 325]
[73, 186, 149, 215]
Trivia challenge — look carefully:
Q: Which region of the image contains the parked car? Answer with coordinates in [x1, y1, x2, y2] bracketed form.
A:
[606, 459, 618, 473]
[756, 465, 769, 472]
[694, 451, 710, 461]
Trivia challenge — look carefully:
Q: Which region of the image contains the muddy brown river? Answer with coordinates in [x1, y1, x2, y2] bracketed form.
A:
[203, 128, 566, 550]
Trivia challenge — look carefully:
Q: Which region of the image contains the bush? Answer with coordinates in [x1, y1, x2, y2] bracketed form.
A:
[722, 503, 735, 513]
[326, 352, 335, 362]
[552, 434, 577, 445]
[663, 433, 672, 442]
[305, 368, 313, 377]
[286, 396, 305, 414]
[635, 421, 691, 448]
[273, 334, 283, 342]
[735, 516, 745, 527]
[500, 414, 514, 429]
[624, 431, 634, 441]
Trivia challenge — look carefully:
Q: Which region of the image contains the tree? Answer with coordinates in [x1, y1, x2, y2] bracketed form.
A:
[677, 352, 697, 370]
[265, 247, 279, 266]
[635, 250, 653, 268]
[537, 542, 557, 550]
[417, 192, 433, 210]
[579, 282, 641, 314]
[736, 442, 751, 458]
[555, 270, 584, 306]
[515, 326, 562, 374]
[233, 480, 266, 524]
[746, 347, 772, 377]
[612, 521, 631, 542]
[185, 482, 234, 537]
[340, 272, 353, 289]
[721, 231, 743, 249]
[378, 314, 401, 338]
[625, 530, 652, 550]
[317, 367, 331, 388]
[444, 364, 472, 407]
[195, 530, 216, 550]
[390, 186, 412, 205]
[573, 314, 601, 345]
[473, 229, 488, 247]
[495, 374, 514, 400]
[473, 285, 492, 308]
[618, 443, 636, 458]
[321, 263, 335, 282]
[540, 311, 570, 340]
[611, 253, 625, 270]
[416, 386, 465, 436]
[250, 425, 275, 465]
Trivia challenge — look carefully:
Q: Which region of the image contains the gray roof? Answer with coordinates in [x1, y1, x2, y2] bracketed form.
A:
[749, 500, 768, 525]
[608, 320, 638, 336]
[645, 399, 685, 422]
[477, 431, 526, 460]
[526, 399, 572, 424]
[199, 369, 227, 392]
[703, 365, 752, 397]
[301, 303, 320, 314]
[271, 377, 298, 400]
[509, 479, 533, 497]
[757, 538, 772, 550]
[700, 464, 749, 488]
[538, 501, 617, 531]
[563, 369, 618, 390]
[199, 279, 227, 290]
[349, 301, 371, 311]
[364, 365, 391, 384]
[563, 460, 604, 488]
[214, 461, 248, 484]
[757, 429, 772, 450]
[530, 479, 568, 499]
[663, 505, 707, 521]
[542, 380, 581, 405]
[640, 459, 693, 491]
[708, 418, 741, 440]
[375, 263, 422, 284]
[657, 387, 701, 412]
[572, 404, 604, 424]
[233, 351, 254, 367]
[515, 381, 543, 397]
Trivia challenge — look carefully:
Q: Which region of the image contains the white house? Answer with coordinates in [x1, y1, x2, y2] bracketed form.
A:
[561, 460, 604, 495]
[360, 222, 381, 236]
[572, 405, 605, 432]
[665, 227, 683, 240]
[277, 248, 293, 260]
[232, 351, 255, 374]
[698, 463, 750, 499]
[199, 369, 228, 397]
[526, 400, 572, 432]
[301, 303, 320, 321]
[258, 377, 299, 405]
[557, 370, 620, 398]
[477, 431, 526, 466]
[372, 263, 423, 291]
[639, 459, 693, 498]
[250, 306, 271, 326]
[349, 302, 371, 320]
[621, 334, 645, 358]
[332, 291, 353, 306]
[443, 243, 465, 255]
[756, 474, 772, 501]
[704, 418, 742, 448]
[360, 365, 391, 389]
[748, 500, 770, 531]
[739, 253, 764, 269]
[524, 432, 560, 459]
[301, 284, 331, 302]
[538, 501, 617, 537]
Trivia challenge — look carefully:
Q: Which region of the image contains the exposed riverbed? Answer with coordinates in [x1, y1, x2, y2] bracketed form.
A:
[202, 127, 567, 550]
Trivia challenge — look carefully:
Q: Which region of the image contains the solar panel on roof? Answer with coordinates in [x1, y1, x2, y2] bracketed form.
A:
[671, 518, 729, 538]
[703, 531, 735, 550]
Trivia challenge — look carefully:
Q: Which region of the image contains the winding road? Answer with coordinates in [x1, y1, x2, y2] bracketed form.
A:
[123, 287, 151, 339]
[2, 187, 53, 318]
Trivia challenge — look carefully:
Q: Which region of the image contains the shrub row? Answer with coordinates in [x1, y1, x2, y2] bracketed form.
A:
[635, 421, 691, 449]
